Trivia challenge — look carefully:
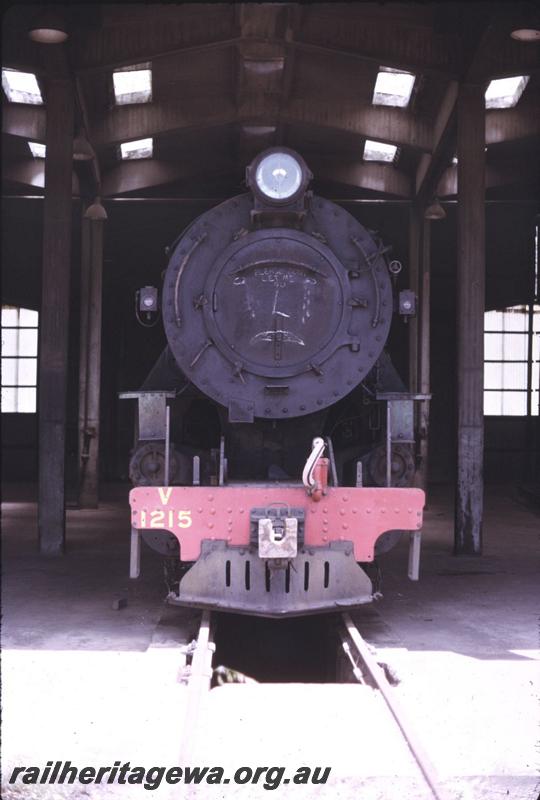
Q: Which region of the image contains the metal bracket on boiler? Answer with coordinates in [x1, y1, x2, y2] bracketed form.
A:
[119, 390, 175, 442]
[119, 390, 176, 578]
[376, 392, 430, 582]
[376, 393, 431, 486]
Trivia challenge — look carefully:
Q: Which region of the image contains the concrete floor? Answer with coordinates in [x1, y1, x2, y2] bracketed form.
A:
[1, 482, 539, 800]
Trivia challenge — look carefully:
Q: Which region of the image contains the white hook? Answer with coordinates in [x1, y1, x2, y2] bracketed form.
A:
[302, 436, 326, 490]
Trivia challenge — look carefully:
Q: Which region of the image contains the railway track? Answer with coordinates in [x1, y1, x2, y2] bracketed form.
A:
[339, 612, 449, 800]
[178, 611, 216, 765]
[177, 610, 450, 800]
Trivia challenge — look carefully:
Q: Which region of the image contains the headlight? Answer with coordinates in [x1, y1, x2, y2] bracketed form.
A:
[253, 150, 305, 202]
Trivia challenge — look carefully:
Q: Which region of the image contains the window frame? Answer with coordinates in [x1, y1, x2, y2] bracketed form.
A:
[483, 303, 539, 417]
[1, 306, 39, 414]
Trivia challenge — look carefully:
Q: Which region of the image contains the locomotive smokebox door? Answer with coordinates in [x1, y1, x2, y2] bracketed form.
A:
[162, 153, 393, 422]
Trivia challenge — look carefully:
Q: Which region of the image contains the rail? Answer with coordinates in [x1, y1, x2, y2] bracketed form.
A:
[339, 612, 450, 800]
[178, 610, 216, 764]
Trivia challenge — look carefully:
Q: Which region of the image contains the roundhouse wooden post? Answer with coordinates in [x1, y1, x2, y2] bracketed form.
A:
[408, 203, 421, 394]
[38, 76, 74, 555]
[418, 219, 431, 490]
[455, 82, 485, 554]
[78, 211, 104, 508]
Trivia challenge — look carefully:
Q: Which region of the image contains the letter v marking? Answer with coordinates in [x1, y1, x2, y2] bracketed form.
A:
[158, 487, 173, 505]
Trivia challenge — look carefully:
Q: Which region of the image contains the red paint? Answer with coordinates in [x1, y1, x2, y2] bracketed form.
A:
[310, 458, 328, 501]
[130, 485, 425, 562]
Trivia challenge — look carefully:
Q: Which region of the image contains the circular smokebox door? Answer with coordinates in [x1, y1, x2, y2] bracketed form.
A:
[202, 229, 349, 379]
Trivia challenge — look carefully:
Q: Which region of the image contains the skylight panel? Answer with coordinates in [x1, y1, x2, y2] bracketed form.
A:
[113, 64, 152, 105]
[485, 75, 529, 109]
[28, 142, 46, 158]
[2, 69, 43, 105]
[363, 140, 397, 162]
[372, 67, 416, 108]
[120, 138, 153, 160]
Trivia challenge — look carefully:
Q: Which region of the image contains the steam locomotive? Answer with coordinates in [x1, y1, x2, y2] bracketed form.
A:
[124, 148, 425, 617]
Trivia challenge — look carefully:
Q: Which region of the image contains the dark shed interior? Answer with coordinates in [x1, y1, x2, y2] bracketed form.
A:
[1, 1, 539, 534]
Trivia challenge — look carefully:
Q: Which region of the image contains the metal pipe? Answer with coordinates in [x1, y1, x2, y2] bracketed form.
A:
[386, 403, 392, 488]
[164, 405, 170, 487]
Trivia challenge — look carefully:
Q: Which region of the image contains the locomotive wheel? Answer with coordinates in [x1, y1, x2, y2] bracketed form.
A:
[129, 441, 188, 486]
[366, 444, 415, 488]
[374, 530, 403, 555]
[142, 530, 179, 557]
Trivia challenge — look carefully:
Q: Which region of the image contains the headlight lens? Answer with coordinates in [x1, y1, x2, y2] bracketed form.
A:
[255, 151, 303, 201]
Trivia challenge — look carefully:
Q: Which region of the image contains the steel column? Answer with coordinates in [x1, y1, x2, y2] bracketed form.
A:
[455, 83, 485, 554]
[78, 213, 104, 507]
[38, 77, 74, 554]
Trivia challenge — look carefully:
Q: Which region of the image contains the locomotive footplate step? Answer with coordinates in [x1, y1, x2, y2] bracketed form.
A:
[167, 540, 373, 618]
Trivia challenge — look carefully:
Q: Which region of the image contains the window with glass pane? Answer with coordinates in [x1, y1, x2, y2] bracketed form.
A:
[1, 306, 39, 413]
[484, 304, 539, 416]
